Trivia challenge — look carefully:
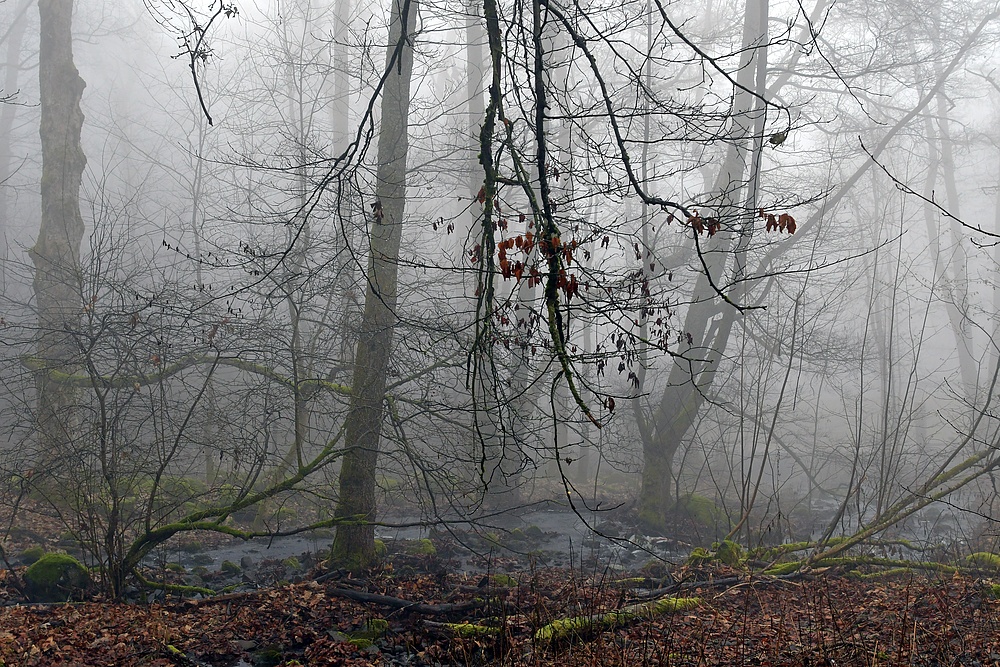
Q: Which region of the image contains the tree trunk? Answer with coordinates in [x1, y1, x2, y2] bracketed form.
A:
[30, 0, 87, 462]
[917, 8, 976, 404]
[331, 0, 359, 370]
[332, 0, 417, 570]
[0, 0, 33, 267]
[637, 0, 767, 530]
[933, 95, 976, 399]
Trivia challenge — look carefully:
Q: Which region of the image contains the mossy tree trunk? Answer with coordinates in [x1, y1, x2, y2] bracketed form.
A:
[30, 0, 87, 462]
[332, 0, 417, 571]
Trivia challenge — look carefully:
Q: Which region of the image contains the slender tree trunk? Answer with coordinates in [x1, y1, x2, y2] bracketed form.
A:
[0, 0, 33, 272]
[331, 0, 360, 370]
[915, 9, 976, 403]
[30, 0, 87, 462]
[638, 0, 767, 530]
[465, 0, 485, 260]
[934, 97, 976, 398]
[332, 0, 417, 570]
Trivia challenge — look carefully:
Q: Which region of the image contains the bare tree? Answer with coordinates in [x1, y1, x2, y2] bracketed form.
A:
[332, 0, 418, 570]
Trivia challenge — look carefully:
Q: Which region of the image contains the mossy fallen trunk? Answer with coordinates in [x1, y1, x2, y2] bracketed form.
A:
[534, 596, 699, 644]
[750, 537, 928, 563]
[762, 556, 958, 577]
[965, 552, 1000, 569]
[444, 622, 502, 637]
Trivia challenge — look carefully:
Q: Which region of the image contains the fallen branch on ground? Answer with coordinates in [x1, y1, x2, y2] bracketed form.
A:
[533, 595, 700, 644]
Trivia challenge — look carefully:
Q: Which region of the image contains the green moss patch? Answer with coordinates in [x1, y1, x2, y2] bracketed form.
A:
[966, 552, 1000, 569]
[713, 540, 744, 566]
[401, 538, 436, 556]
[24, 553, 91, 602]
[534, 596, 700, 644]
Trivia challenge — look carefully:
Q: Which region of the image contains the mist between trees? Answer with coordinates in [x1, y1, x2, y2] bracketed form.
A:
[1, 0, 1000, 597]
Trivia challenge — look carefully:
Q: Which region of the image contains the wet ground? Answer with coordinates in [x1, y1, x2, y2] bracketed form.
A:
[143, 504, 696, 599]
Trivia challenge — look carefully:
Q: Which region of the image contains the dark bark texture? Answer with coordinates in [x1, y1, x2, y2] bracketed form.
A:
[30, 0, 87, 460]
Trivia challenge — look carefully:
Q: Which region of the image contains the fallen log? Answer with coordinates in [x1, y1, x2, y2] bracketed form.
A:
[763, 556, 958, 577]
[423, 620, 503, 637]
[533, 595, 700, 644]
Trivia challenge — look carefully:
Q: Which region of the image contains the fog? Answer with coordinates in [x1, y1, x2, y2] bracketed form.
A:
[3, 0, 1000, 592]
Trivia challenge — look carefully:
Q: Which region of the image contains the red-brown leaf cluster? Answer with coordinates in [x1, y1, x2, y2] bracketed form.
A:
[759, 209, 797, 234]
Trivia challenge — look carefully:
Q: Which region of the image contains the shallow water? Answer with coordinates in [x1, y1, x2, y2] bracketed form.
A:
[154, 506, 674, 574]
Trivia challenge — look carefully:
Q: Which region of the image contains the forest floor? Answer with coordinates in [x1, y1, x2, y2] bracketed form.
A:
[3, 495, 1000, 665]
[3, 549, 1000, 666]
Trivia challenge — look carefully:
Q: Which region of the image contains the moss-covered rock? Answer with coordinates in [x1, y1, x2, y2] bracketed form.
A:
[639, 558, 670, 579]
[221, 560, 241, 575]
[491, 573, 518, 587]
[362, 618, 388, 637]
[676, 493, 727, 527]
[23, 553, 91, 602]
[685, 540, 744, 567]
[401, 538, 436, 556]
[713, 539, 744, 566]
[250, 643, 284, 666]
[637, 508, 668, 535]
[189, 552, 214, 566]
[685, 547, 712, 567]
[177, 540, 205, 554]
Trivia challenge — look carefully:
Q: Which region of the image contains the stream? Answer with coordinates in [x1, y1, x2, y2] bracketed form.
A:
[148, 505, 688, 584]
[142, 498, 980, 596]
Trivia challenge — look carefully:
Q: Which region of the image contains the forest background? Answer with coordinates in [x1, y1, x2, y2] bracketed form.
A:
[2, 0, 1000, 605]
